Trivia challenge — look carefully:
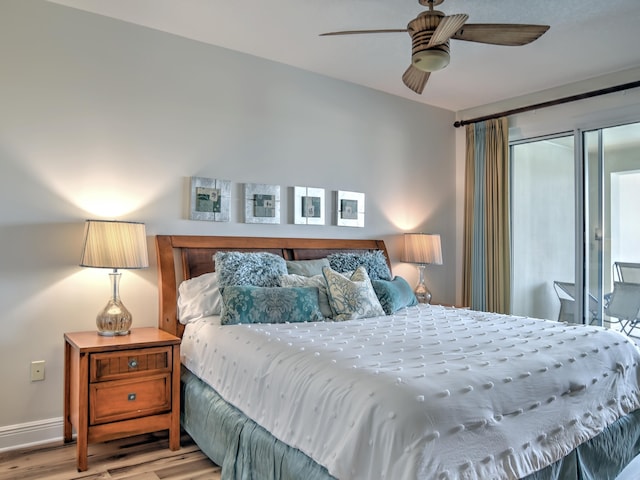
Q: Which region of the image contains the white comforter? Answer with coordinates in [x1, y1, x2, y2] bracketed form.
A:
[181, 305, 640, 480]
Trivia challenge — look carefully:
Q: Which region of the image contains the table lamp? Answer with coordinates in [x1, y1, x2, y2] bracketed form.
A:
[401, 233, 443, 304]
[80, 220, 149, 336]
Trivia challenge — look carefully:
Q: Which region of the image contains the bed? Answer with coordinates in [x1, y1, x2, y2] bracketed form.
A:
[155, 235, 640, 480]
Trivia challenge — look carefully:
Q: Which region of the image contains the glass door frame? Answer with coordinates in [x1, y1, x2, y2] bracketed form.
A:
[581, 120, 640, 329]
[580, 128, 605, 326]
[564, 124, 631, 327]
[509, 132, 576, 321]
[573, 128, 588, 326]
[509, 118, 640, 326]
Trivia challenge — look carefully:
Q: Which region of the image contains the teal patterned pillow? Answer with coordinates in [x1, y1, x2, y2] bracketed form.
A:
[322, 266, 385, 321]
[280, 274, 333, 319]
[327, 251, 392, 281]
[215, 251, 287, 287]
[372, 276, 418, 314]
[220, 286, 325, 325]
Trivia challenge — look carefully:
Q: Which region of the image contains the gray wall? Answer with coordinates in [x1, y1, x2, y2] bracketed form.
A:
[0, 0, 456, 446]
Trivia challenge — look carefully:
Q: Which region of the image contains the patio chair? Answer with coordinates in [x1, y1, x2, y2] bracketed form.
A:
[553, 281, 599, 324]
[615, 262, 640, 283]
[604, 262, 640, 337]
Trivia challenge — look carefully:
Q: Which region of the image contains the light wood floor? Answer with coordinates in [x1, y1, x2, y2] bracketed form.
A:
[0, 431, 221, 480]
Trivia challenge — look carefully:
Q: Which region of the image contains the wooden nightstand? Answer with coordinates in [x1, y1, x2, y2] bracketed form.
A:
[63, 327, 181, 472]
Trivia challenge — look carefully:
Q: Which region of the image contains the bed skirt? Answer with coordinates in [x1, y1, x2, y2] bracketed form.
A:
[181, 367, 640, 480]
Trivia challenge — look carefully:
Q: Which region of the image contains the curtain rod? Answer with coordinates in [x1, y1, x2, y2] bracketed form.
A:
[453, 79, 640, 128]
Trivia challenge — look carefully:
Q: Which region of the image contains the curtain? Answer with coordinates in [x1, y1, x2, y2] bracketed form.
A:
[463, 117, 511, 313]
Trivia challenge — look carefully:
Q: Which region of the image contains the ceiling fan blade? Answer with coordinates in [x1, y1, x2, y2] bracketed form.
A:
[452, 24, 550, 46]
[428, 13, 469, 46]
[320, 29, 406, 37]
[402, 65, 431, 94]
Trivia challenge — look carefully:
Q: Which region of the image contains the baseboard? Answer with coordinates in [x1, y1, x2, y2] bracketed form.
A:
[0, 417, 65, 452]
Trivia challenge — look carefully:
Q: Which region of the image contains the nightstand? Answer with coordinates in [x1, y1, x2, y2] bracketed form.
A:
[63, 327, 181, 472]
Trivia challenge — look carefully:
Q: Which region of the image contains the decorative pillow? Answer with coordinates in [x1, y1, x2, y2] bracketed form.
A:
[322, 266, 385, 321]
[372, 276, 418, 315]
[280, 273, 333, 318]
[214, 251, 287, 287]
[177, 272, 222, 324]
[220, 286, 324, 325]
[286, 258, 330, 277]
[327, 251, 392, 281]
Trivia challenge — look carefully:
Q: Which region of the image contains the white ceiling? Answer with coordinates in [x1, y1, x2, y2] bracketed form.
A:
[48, 0, 640, 112]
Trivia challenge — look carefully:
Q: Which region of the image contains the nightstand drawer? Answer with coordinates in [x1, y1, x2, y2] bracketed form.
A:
[89, 373, 171, 425]
[90, 346, 172, 382]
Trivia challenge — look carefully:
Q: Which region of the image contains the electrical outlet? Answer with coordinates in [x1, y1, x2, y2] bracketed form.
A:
[31, 360, 45, 382]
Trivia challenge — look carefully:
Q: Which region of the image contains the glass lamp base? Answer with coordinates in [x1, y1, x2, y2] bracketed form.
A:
[414, 288, 432, 304]
[96, 298, 132, 336]
[96, 271, 132, 336]
[414, 264, 432, 304]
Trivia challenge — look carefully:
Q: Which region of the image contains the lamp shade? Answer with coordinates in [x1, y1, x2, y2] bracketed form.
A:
[80, 220, 149, 269]
[402, 233, 443, 265]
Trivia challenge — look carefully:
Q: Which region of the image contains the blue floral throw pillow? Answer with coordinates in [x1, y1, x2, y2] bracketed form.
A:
[372, 276, 418, 314]
[327, 250, 392, 281]
[322, 266, 385, 321]
[220, 286, 325, 325]
[215, 251, 287, 287]
[280, 273, 333, 319]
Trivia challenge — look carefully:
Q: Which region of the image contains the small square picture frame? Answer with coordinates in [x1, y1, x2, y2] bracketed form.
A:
[293, 186, 325, 225]
[244, 183, 281, 224]
[336, 190, 365, 227]
[189, 176, 231, 222]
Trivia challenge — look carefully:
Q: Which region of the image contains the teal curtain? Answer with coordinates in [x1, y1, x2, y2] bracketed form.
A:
[463, 118, 511, 313]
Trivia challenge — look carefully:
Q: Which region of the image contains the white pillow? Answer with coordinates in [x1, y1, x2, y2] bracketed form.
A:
[177, 271, 222, 324]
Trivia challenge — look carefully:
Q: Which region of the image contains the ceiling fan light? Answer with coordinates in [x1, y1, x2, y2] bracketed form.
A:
[412, 49, 450, 72]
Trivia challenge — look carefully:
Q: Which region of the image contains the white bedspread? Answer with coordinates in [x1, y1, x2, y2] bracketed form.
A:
[181, 305, 640, 480]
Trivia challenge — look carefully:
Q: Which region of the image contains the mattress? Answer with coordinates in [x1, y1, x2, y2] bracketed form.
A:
[181, 304, 640, 480]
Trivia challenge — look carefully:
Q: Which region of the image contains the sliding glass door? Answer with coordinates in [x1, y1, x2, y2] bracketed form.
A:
[510, 135, 575, 321]
[510, 121, 640, 328]
[584, 123, 640, 331]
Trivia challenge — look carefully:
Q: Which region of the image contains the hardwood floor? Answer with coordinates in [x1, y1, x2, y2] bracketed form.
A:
[0, 430, 221, 480]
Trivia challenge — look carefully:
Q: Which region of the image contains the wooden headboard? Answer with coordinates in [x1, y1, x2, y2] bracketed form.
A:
[155, 235, 390, 337]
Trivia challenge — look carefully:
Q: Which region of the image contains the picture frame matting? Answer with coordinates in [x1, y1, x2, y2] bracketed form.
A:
[244, 183, 281, 224]
[189, 176, 231, 222]
[336, 190, 365, 227]
[293, 186, 325, 225]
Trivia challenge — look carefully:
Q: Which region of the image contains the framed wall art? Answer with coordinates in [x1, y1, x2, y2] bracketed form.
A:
[293, 186, 325, 225]
[244, 183, 281, 224]
[189, 176, 231, 222]
[336, 190, 365, 227]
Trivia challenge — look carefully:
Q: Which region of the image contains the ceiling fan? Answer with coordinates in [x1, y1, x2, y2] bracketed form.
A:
[321, 0, 550, 94]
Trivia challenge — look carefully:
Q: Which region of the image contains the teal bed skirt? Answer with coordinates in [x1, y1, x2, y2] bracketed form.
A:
[181, 367, 640, 480]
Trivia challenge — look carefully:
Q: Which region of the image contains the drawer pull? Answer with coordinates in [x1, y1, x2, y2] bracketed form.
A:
[128, 359, 138, 369]
[128, 393, 137, 401]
